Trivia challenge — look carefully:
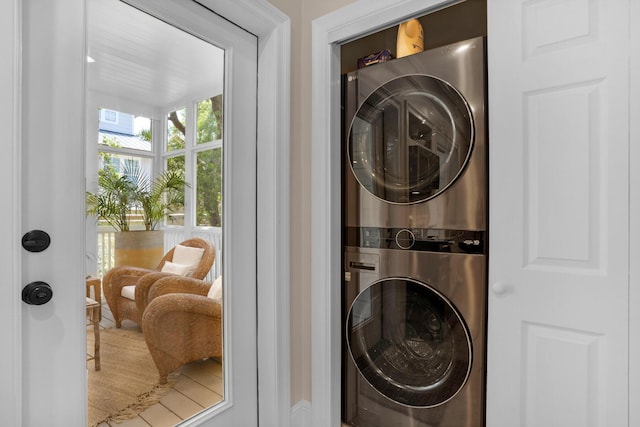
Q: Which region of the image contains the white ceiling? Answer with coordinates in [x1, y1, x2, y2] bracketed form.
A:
[87, 0, 224, 110]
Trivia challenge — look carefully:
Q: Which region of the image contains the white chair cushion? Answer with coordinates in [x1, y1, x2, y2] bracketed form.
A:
[161, 260, 192, 276]
[172, 244, 205, 275]
[207, 275, 223, 303]
[121, 285, 136, 300]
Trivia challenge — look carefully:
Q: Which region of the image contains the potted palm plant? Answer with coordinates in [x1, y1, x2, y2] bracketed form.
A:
[86, 165, 188, 269]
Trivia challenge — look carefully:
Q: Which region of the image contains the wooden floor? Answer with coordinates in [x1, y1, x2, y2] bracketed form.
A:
[91, 300, 223, 427]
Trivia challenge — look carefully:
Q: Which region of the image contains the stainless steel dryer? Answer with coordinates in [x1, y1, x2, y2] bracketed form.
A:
[343, 229, 486, 427]
[343, 36, 487, 231]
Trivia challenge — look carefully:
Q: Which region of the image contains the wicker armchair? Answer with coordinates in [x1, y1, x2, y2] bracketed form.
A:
[103, 238, 215, 328]
[141, 276, 222, 384]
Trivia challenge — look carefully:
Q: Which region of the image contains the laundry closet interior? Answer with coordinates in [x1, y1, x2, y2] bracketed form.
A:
[339, 1, 488, 426]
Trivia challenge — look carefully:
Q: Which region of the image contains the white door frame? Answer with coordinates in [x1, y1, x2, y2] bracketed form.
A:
[310, 1, 459, 426]
[0, 1, 22, 426]
[629, 1, 640, 425]
[0, 0, 291, 425]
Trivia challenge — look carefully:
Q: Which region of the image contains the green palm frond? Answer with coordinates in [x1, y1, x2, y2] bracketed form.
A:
[86, 163, 188, 231]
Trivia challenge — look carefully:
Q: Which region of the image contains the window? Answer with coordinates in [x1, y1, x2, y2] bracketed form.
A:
[167, 107, 186, 152]
[96, 108, 155, 231]
[102, 155, 120, 173]
[197, 96, 222, 145]
[166, 155, 186, 226]
[98, 153, 151, 185]
[195, 95, 223, 226]
[102, 109, 118, 123]
[123, 159, 141, 185]
[163, 97, 223, 229]
[196, 148, 222, 226]
[98, 110, 152, 152]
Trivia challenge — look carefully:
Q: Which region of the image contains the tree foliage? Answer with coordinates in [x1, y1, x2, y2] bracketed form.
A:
[168, 108, 187, 151]
[138, 128, 152, 142]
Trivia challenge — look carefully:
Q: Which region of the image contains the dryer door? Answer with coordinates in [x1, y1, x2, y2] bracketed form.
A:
[346, 277, 472, 407]
[348, 75, 473, 204]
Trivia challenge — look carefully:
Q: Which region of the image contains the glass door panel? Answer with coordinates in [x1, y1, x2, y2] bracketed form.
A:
[85, 0, 249, 424]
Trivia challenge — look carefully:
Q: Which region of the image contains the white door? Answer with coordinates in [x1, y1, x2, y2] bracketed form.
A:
[15, 0, 257, 425]
[487, 1, 630, 426]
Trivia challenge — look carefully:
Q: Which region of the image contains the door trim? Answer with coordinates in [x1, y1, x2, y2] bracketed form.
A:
[630, 1, 640, 425]
[0, 0, 22, 425]
[310, 1, 459, 425]
[2, 0, 290, 425]
[217, 2, 293, 425]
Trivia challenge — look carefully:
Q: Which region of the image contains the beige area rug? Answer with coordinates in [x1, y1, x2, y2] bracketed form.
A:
[87, 327, 178, 426]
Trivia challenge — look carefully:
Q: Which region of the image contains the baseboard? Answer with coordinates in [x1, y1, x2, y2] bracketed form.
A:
[290, 400, 312, 427]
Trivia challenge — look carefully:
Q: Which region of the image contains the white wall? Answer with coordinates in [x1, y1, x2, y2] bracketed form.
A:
[266, 0, 357, 406]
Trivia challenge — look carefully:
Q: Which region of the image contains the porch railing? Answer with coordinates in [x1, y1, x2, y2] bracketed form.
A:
[97, 228, 222, 282]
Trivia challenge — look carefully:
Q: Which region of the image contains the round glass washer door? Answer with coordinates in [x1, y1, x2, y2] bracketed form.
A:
[346, 278, 472, 408]
[348, 74, 474, 204]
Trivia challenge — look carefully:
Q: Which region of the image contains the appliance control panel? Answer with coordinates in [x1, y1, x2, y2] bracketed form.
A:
[344, 226, 486, 254]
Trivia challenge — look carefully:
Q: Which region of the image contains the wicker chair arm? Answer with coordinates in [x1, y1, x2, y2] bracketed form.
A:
[189, 246, 216, 279]
[147, 276, 212, 301]
[143, 293, 222, 323]
[134, 272, 178, 315]
[106, 265, 155, 278]
[103, 266, 154, 293]
[103, 266, 156, 314]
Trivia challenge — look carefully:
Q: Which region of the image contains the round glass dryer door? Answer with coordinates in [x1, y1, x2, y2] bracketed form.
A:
[346, 278, 472, 407]
[348, 75, 474, 204]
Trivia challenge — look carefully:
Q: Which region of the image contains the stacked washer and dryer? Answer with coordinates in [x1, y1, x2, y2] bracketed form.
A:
[342, 36, 487, 427]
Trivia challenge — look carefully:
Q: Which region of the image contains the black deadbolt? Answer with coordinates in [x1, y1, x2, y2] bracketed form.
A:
[22, 230, 51, 253]
[22, 282, 53, 305]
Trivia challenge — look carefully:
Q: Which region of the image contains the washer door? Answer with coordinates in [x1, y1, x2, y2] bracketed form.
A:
[348, 75, 473, 204]
[346, 278, 472, 407]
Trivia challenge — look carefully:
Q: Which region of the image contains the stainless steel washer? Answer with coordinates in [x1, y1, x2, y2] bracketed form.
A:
[342, 229, 486, 427]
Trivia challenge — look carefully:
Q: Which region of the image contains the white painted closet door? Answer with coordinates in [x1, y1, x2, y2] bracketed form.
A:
[487, 1, 630, 426]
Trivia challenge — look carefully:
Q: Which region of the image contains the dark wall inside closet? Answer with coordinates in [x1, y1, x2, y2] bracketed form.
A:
[340, 0, 487, 74]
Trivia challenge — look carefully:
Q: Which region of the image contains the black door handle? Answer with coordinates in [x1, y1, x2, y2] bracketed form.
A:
[22, 230, 51, 253]
[22, 281, 53, 305]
